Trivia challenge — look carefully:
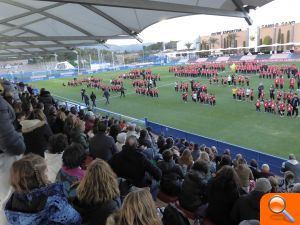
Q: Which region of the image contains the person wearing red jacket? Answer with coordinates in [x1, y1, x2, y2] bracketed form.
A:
[182, 92, 188, 102]
[264, 101, 269, 113]
[279, 76, 284, 89]
[278, 101, 285, 117]
[255, 100, 261, 112]
[290, 77, 295, 90]
[287, 103, 293, 117]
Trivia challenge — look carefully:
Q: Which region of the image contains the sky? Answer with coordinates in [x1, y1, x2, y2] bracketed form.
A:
[107, 0, 300, 46]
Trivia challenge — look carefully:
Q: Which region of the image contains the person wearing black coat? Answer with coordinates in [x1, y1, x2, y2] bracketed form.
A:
[206, 166, 240, 225]
[109, 135, 162, 188]
[90, 121, 118, 161]
[0, 92, 26, 224]
[231, 178, 272, 224]
[20, 119, 53, 157]
[39, 90, 56, 117]
[157, 150, 184, 197]
[179, 160, 209, 213]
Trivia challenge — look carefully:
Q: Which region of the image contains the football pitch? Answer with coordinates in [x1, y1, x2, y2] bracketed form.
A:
[32, 63, 300, 159]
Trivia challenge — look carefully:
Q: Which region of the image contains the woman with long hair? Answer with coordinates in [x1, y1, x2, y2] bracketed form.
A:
[206, 165, 241, 225]
[72, 159, 120, 225]
[107, 188, 162, 225]
[4, 154, 81, 225]
[178, 149, 193, 174]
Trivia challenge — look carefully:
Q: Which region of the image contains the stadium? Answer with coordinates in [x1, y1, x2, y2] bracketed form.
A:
[0, 0, 300, 225]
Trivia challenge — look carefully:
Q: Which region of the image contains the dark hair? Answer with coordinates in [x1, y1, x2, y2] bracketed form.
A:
[48, 133, 68, 154]
[192, 160, 209, 174]
[62, 143, 86, 169]
[36, 102, 44, 110]
[250, 159, 258, 168]
[162, 150, 173, 162]
[94, 120, 107, 133]
[219, 154, 232, 169]
[139, 129, 148, 139]
[212, 165, 240, 191]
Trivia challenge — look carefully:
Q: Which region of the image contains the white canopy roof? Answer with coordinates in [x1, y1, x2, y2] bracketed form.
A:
[0, 0, 274, 59]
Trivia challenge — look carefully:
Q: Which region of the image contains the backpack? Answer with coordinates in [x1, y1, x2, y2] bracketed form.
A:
[162, 204, 190, 225]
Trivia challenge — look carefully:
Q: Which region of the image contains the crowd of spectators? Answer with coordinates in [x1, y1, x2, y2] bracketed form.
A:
[1, 78, 300, 225]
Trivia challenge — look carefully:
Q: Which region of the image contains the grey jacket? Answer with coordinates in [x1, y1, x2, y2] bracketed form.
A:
[0, 96, 25, 155]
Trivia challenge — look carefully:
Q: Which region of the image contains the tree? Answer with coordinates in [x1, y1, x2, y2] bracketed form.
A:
[185, 42, 192, 50]
[209, 37, 219, 49]
[165, 41, 178, 50]
[262, 35, 272, 52]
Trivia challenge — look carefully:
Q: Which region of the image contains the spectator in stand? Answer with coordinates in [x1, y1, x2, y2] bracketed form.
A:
[179, 160, 209, 217]
[191, 143, 201, 161]
[107, 188, 162, 225]
[260, 164, 274, 178]
[71, 159, 121, 225]
[217, 154, 232, 171]
[45, 133, 68, 182]
[116, 132, 126, 152]
[200, 151, 216, 177]
[38, 89, 56, 117]
[231, 178, 272, 224]
[138, 129, 153, 149]
[179, 141, 190, 154]
[0, 81, 26, 225]
[206, 166, 241, 225]
[292, 183, 300, 193]
[56, 144, 86, 198]
[84, 111, 95, 134]
[249, 159, 261, 180]
[109, 136, 161, 197]
[281, 154, 300, 182]
[47, 106, 59, 133]
[70, 119, 89, 151]
[157, 150, 184, 197]
[90, 121, 118, 161]
[278, 171, 295, 193]
[63, 114, 77, 141]
[110, 124, 121, 143]
[268, 176, 279, 193]
[20, 114, 53, 157]
[157, 135, 166, 153]
[126, 124, 139, 138]
[235, 158, 254, 193]
[54, 108, 67, 133]
[178, 149, 193, 174]
[5, 154, 81, 225]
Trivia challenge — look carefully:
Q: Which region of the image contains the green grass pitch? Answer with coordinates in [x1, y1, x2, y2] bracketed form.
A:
[31, 62, 300, 159]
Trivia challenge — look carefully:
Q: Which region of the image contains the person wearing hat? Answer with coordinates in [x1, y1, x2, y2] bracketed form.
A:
[0, 79, 26, 224]
[231, 178, 272, 224]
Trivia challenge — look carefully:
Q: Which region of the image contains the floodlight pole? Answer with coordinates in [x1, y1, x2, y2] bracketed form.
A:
[72, 50, 79, 75]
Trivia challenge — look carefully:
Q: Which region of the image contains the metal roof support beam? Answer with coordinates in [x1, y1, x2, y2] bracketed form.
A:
[0, 36, 131, 42]
[231, 0, 253, 25]
[82, 4, 143, 43]
[0, 2, 64, 25]
[3, 0, 95, 36]
[0, 43, 100, 50]
[0, 17, 48, 34]
[38, 0, 246, 18]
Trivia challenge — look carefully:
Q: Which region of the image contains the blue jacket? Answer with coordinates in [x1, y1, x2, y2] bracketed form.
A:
[5, 183, 82, 225]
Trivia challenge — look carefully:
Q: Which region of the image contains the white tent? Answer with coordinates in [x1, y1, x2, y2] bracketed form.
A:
[0, 0, 274, 59]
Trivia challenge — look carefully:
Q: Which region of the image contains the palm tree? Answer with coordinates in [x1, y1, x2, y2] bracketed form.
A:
[185, 42, 192, 50]
[209, 37, 219, 49]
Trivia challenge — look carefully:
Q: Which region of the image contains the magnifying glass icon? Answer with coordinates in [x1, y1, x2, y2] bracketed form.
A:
[268, 195, 295, 223]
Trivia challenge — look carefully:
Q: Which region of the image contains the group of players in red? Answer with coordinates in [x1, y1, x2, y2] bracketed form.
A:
[135, 87, 159, 97]
[170, 63, 225, 78]
[110, 79, 123, 85]
[256, 98, 295, 117]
